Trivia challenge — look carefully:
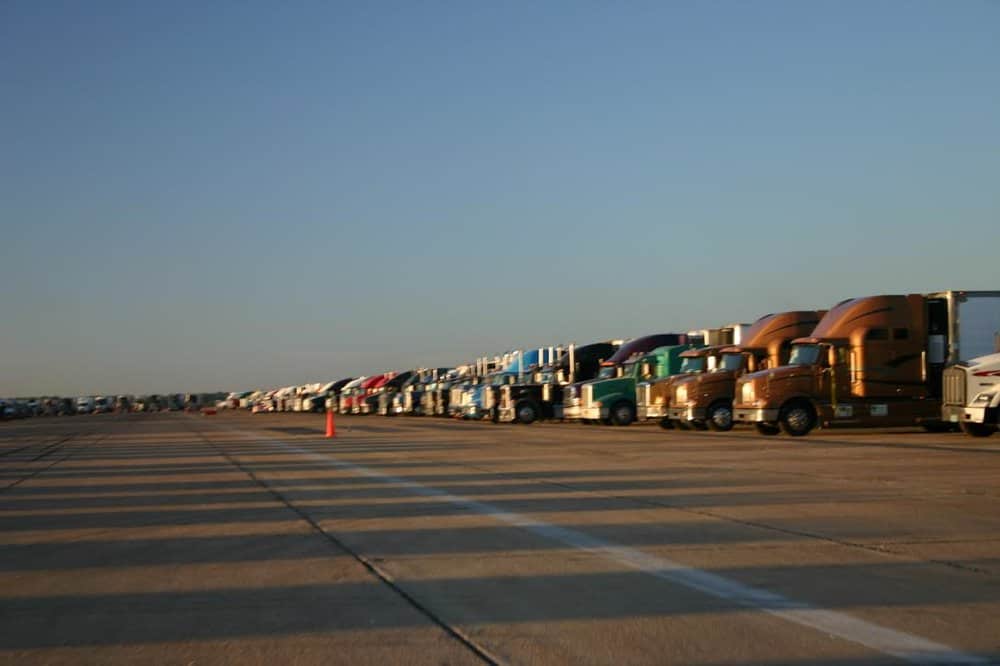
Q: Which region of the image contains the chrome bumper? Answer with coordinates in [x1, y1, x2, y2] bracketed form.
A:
[943, 404, 994, 425]
[638, 404, 667, 420]
[733, 408, 779, 423]
[667, 406, 707, 422]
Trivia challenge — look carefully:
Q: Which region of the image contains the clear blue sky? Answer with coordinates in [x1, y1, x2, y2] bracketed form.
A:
[2, 1, 998, 396]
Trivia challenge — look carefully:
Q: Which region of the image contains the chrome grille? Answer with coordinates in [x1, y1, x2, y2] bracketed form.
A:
[942, 367, 966, 406]
[500, 386, 511, 409]
[637, 384, 651, 407]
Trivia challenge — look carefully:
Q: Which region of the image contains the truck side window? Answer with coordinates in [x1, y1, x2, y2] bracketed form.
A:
[865, 328, 889, 341]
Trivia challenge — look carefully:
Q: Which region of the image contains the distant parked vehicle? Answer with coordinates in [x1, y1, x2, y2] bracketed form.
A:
[76, 396, 94, 414]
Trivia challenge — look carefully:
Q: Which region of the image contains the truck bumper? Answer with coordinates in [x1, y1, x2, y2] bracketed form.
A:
[461, 405, 487, 419]
[563, 402, 582, 420]
[943, 404, 998, 425]
[580, 406, 607, 421]
[637, 404, 667, 420]
[497, 406, 515, 423]
[734, 408, 779, 424]
[668, 406, 707, 422]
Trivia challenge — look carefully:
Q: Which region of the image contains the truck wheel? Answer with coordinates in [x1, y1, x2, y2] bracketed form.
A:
[516, 401, 538, 425]
[610, 401, 635, 426]
[960, 422, 995, 438]
[706, 401, 734, 432]
[754, 422, 780, 436]
[659, 418, 674, 430]
[779, 401, 816, 437]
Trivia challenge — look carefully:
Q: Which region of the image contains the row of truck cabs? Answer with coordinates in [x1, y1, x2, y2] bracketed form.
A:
[253, 291, 1000, 438]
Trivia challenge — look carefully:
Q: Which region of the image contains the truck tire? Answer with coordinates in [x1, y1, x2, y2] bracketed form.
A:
[658, 418, 674, 430]
[610, 401, 635, 426]
[779, 401, 816, 437]
[960, 421, 995, 438]
[706, 401, 734, 432]
[515, 401, 539, 425]
[754, 422, 780, 436]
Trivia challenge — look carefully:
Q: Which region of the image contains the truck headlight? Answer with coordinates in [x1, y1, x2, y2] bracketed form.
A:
[973, 392, 995, 404]
[675, 385, 688, 404]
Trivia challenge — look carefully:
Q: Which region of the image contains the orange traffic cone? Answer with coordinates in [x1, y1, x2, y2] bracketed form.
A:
[325, 410, 336, 438]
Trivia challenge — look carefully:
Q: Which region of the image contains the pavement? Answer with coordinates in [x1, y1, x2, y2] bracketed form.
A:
[2, 412, 1000, 665]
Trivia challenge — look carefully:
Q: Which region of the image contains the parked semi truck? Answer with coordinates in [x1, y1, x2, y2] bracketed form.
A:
[376, 371, 415, 415]
[636, 326, 748, 426]
[662, 311, 825, 431]
[497, 341, 620, 424]
[567, 334, 702, 426]
[943, 349, 1000, 437]
[464, 349, 559, 420]
[733, 292, 1000, 436]
[359, 373, 395, 414]
[400, 368, 450, 415]
[337, 376, 367, 414]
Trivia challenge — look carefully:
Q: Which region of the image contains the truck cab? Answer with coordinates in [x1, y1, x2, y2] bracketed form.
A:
[337, 376, 368, 414]
[943, 352, 1000, 437]
[733, 292, 1000, 436]
[498, 341, 620, 424]
[462, 350, 555, 420]
[664, 311, 825, 431]
[359, 373, 394, 414]
[637, 326, 748, 426]
[377, 371, 415, 415]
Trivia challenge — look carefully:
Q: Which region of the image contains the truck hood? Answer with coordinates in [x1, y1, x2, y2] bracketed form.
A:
[684, 370, 738, 389]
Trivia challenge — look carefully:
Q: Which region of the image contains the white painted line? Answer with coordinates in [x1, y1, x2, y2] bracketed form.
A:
[229, 427, 989, 665]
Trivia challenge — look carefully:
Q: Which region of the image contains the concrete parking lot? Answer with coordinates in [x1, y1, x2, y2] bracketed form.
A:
[2, 412, 999, 665]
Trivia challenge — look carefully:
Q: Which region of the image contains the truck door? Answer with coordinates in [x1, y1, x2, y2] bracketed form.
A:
[926, 297, 949, 398]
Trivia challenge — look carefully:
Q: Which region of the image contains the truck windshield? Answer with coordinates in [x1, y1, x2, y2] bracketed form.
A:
[788, 344, 821, 366]
[719, 353, 744, 372]
[597, 366, 619, 379]
[679, 357, 705, 373]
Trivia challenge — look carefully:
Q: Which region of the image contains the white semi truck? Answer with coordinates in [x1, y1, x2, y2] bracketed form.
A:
[943, 350, 1000, 437]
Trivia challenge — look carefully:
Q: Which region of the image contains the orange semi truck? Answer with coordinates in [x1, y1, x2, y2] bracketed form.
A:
[733, 292, 1000, 436]
[664, 310, 825, 431]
